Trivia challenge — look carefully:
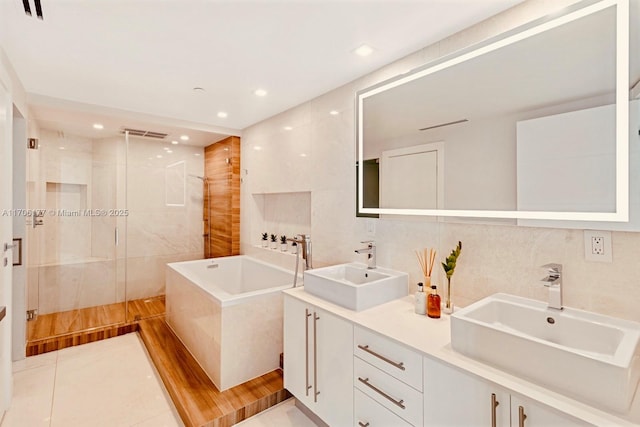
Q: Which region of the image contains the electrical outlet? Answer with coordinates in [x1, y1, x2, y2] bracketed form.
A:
[584, 230, 612, 262]
[591, 236, 604, 255]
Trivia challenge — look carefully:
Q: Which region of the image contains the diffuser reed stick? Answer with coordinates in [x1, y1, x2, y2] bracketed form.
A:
[415, 248, 436, 278]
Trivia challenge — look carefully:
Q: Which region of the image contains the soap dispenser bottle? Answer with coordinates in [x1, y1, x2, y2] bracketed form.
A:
[415, 282, 426, 315]
[427, 285, 441, 319]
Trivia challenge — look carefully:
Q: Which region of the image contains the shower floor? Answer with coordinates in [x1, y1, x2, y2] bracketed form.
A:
[26, 295, 165, 356]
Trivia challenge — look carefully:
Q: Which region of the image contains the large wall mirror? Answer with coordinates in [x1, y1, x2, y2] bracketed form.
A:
[357, 0, 638, 222]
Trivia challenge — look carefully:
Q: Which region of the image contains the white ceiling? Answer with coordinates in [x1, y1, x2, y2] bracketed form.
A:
[2, 0, 524, 143]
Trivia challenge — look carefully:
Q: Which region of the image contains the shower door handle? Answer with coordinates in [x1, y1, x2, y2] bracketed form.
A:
[32, 210, 43, 228]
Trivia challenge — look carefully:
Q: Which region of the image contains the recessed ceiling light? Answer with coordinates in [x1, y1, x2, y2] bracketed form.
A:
[299, 153, 307, 157]
[93, 123, 104, 130]
[194, 153, 201, 157]
[163, 147, 170, 151]
[217, 111, 228, 118]
[353, 44, 374, 57]
[167, 150, 173, 154]
[329, 110, 340, 116]
[171, 140, 179, 145]
[283, 126, 293, 131]
[253, 146, 263, 151]
[180, 135, 189, 141]
[59, 146, 65, 150]
[156, 154, 163, 158]
[254, 89, 267, 97]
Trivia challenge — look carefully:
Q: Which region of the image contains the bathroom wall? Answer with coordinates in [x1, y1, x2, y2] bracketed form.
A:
[28, 131, 204, 313]
[241, 0, 640, 323]
[125, 136, 204, 301]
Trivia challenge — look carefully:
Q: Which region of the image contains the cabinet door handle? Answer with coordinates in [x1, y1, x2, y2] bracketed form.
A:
[518, 405, 527, 427]
[358, 377, 405, 409]
[305, 309, 311, 396]
[357, 344, 405, 371]
[491, 393, 499, 427]
[358, 422, 370, 427]
[313, 312, 320, 402]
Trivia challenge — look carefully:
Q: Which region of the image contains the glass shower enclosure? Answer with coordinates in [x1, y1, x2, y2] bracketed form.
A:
[26, 130, 126, 338]
[25, 127, 204, 347]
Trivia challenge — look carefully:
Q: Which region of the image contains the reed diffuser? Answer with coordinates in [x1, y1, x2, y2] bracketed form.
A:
[415, 248, 436, 288]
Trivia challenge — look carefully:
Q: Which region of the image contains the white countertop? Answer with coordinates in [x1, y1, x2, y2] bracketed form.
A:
[284, 287, 640, 426]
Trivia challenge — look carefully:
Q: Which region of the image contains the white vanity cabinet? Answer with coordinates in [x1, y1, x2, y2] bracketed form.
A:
[354, 326, 424, 426]
[423, 357, 593, 427]
[509, 395, 594, 427]
[283, 295, 354, 427]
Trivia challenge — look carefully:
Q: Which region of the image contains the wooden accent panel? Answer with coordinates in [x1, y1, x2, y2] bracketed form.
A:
[204, 136, 241, 258]
[138, 317, 290, 427]
[26, 296, 165, 356]
[127, 295, 166, 320]
[26, 323, 138, 357]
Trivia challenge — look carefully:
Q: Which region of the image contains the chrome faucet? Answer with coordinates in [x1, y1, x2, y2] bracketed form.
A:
[355, 241, 376, 269]
[540, 263, 562, 310]
[287, 234, 312, 270]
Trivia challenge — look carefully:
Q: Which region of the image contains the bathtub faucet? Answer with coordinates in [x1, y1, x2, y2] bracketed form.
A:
[288, 234, 312, 270]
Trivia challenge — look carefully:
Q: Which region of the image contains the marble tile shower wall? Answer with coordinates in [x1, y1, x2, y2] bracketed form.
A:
[29, 131, 203, 314]
[125, 137, 204, 300]
[241, 0, 640, 322]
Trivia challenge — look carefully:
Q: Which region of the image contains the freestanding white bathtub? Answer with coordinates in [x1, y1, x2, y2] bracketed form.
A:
[166, 255, 297, 391]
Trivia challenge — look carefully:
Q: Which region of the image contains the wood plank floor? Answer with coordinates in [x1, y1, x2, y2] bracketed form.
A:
[138, 317, 290, 427]
[26, 296, 165, 356]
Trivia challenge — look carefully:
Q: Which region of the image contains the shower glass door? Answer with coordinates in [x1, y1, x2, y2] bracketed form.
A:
[26, 130, 126, 342]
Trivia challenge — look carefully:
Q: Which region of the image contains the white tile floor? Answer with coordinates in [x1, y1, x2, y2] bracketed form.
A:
[236, 399, 317, 427]
[1, 333, 316, 427]
[1, 333, 183, 427]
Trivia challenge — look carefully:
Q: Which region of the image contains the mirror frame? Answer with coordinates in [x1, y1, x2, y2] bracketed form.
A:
[356, 0, 629, 221]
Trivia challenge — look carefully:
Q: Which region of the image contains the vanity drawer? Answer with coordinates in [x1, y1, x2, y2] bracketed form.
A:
[354, 326, 423, 391]
[355, 388, 413, 427]
[354, 357, 423, 427]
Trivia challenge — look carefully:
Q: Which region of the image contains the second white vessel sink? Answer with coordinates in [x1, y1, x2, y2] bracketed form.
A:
[451, 293, 640, 413]
[303, 263, 408, 311]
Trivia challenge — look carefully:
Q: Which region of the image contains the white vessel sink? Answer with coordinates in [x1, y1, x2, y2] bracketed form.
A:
[451, 293, 640, 413]
[303, 263, 408, 311]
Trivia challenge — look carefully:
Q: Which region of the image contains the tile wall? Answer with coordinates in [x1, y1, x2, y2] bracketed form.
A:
[125, 136, 204, 301]
[240, 0, 640, 323]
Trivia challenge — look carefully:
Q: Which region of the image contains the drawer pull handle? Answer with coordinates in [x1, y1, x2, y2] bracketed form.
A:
[313, 312, 320, 402]
[357, 344, 405, 371]
[518, 405, 527, 427]
[358, 422, 370, 427]
[358, 377, 406, 409]
[491, 393, 499, 427]
[305, 309, 311, 396]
